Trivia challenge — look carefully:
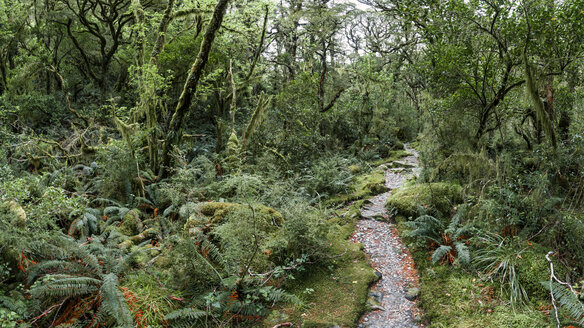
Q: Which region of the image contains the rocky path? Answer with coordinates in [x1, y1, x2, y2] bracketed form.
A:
[351, 146, 423, 328]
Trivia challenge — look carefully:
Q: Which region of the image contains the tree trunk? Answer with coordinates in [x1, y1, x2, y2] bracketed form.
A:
[159, 0, 230, 178]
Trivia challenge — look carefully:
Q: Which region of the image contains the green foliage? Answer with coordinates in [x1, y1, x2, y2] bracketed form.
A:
[385, 182, 463, 219]
[542, 281, 584, 327]
[28, 231, 148, 327]
[406, 205, 472, 265]
[473, 234, 529, 307]
[299, 154, 355, 200]
[553, 214, 584, 274]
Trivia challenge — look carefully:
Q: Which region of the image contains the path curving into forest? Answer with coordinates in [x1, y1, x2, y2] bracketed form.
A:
[351, 145, 424, 328]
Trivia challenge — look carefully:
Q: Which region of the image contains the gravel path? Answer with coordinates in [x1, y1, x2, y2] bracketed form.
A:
[351, 146, 423, 328]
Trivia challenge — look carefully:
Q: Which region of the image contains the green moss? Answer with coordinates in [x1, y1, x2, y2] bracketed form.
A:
[371, 150, 411, 166]
[118, 208, 141, 236]
[184, 202, 284, 231]
[516, 243, 567, 304]
[325, 168, 386, 206]
[1, 201, 26, 228]
[347, 165, 361, 174]
[271, 203, 377, 327]
[278, 244, 377, 327]
[385, 182, 463, 219]
[119, 227, 160, 249]
[224, 132, 241, 173]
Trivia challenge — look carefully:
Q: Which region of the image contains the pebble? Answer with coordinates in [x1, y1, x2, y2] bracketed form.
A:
[351, 145, 423, 328]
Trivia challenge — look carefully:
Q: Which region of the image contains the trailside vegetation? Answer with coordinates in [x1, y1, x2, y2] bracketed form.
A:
[1, 0, 584, 327]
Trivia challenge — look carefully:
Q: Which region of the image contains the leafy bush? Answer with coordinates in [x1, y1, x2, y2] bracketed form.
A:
[299, 155, 354, 200]
[406, 205, 472, 265]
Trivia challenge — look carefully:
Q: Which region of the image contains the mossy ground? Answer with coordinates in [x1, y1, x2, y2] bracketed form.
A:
[393, 229, 556, 328]
[371, 150, 411, 166]
[270, 167, 386, 327]
[385, 182, 463, 219]
[276, 243, 378, 327]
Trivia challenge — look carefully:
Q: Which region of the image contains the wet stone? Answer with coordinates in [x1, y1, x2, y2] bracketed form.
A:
[352, 144, 423, 328]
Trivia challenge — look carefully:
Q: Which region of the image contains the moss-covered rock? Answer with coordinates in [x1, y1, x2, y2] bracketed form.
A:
[119, 227, 160, 249]
[347, 165, 361, 174]
[118, 208, 142, 236]
[325, 168, 386, 206]
[385, 182, 463, 219]
[184, 202, 284, 231]
[1, 201, 26, 228]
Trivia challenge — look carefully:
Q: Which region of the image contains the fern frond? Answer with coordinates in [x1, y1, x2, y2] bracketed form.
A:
[100, 273, 134, 328]
[164, 308, 207, 322]
[543, 281, 584, 326]
[431, 245, 452, 263]
[455, 242, 470, 265]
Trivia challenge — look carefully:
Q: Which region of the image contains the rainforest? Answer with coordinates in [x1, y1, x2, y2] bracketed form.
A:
[1, 0, 584, 327]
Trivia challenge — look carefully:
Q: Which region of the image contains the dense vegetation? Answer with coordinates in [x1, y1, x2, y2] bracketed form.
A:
[1, 0, 584, 327]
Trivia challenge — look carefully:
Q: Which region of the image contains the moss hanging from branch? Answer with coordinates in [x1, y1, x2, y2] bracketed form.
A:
[523, 52, 556, 148]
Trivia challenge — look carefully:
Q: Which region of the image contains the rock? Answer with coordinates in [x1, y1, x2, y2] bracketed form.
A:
[118, 208, 142, 236]
[369, 290, 383, 303]
[2, 201, 26, 228]
[413, 314, 424, 324]
[405, 287, 420, 301]
[374, 270, 383, 280]
[369, 305, 386, 311]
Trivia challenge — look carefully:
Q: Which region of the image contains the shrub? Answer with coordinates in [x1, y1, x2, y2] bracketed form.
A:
[299, 155, 354, 200]
[406, 205, 472, 265]
[553, 214, 584, 274]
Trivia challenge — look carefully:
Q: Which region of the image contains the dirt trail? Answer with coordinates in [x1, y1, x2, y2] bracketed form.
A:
[351, 145, 423, 328]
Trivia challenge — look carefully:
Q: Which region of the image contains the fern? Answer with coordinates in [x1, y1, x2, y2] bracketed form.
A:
[164, 307, 207, 328]
[542, 281, 584, 326]
[28, 231, 149, 327]
[407, 205, 472, 265]
[100, 273, 133, 328]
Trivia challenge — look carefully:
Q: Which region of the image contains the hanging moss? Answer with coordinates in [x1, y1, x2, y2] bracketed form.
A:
[224, 132, 241, 174]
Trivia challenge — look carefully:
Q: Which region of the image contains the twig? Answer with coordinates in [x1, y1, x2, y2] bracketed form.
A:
[546, 251, 561, 328]
[271, 323, 292, 328]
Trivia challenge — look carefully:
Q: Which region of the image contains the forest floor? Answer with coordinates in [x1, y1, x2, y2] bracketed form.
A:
[352, 145, 424, 328]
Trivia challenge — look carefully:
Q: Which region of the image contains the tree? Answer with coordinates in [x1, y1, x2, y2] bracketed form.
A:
[159, 0, 231, 178]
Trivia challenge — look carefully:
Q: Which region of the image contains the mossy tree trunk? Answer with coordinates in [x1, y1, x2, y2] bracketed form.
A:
[159, 0, 231, 178]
